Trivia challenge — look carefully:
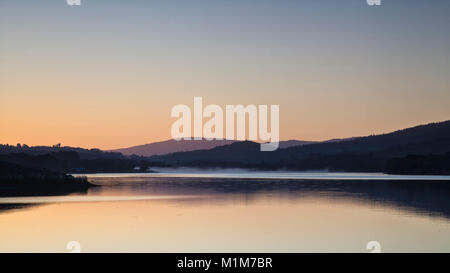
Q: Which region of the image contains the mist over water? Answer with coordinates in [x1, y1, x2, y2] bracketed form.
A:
[85, 169, 450, 181]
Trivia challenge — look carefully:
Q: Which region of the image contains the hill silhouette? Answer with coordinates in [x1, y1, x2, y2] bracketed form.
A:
[2, 120, 449, 174]
[110, 139, 317, 157]
[0, 161, 94, 196]
[110, 139, 236, 157]
[149, 120, 450, 174]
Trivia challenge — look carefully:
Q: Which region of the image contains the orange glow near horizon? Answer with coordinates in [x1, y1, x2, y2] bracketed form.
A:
[1, 1, 450, 150]
[1, 66, 449, 150]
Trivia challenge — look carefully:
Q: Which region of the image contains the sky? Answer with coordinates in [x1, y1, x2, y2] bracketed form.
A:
[1, 0, 449, 149]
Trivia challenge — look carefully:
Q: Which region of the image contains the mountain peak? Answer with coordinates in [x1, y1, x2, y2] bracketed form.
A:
[110, 139, 236, 157]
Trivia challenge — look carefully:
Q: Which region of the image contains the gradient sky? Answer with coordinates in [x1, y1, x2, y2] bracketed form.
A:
[1, 0, 449, 149]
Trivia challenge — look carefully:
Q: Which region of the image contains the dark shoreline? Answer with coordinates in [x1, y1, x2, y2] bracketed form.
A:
[0, 161, 97, 197]
[0, 179, 97, 197]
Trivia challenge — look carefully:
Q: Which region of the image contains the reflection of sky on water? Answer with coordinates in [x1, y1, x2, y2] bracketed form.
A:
[1, 174, 450, 252]
[3, 174, 450, 220]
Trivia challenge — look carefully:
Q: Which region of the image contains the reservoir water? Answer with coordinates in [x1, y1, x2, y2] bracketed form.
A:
[1, 171, 450, 252]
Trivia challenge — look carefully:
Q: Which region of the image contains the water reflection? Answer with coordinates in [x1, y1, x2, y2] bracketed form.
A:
[1, 176, 450, 252]
[2, 176, 450, 219]
[88, 177, 450, 219]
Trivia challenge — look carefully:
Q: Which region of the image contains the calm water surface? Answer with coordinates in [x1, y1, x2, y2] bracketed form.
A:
[1, 171, 450, 252]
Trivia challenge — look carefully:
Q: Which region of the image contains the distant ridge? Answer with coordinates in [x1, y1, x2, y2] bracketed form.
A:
[1, 120, 449, 174]
[110, 139, 236, 157]
[149, 120, 450, 174]
[278, 140, 317, 149]
[112, 139, 320, 157]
